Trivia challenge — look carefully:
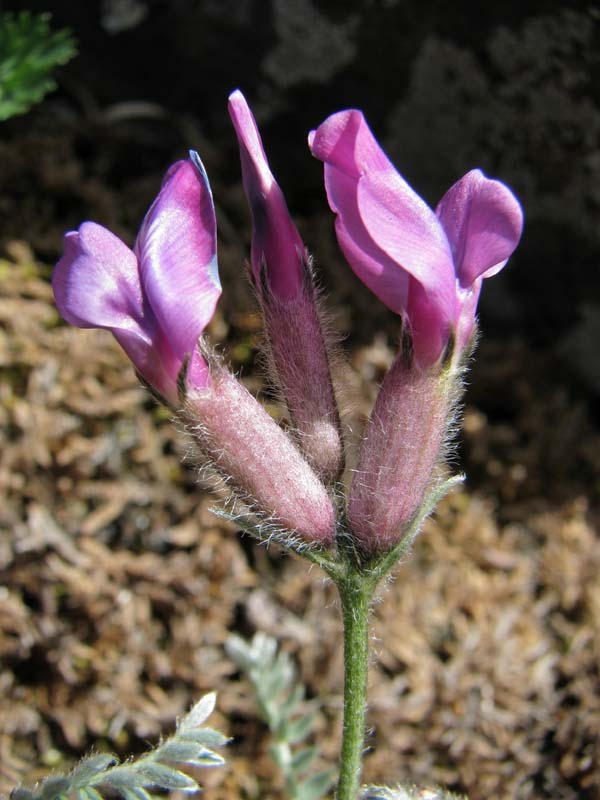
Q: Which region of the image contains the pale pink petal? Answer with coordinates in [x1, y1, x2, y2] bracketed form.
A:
[228, 89, 304, 299]
[435, 169, 524, 289]
[135, 153, 221, 361]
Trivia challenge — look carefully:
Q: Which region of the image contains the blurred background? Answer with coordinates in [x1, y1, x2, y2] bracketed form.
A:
[1, 1, 599, 798]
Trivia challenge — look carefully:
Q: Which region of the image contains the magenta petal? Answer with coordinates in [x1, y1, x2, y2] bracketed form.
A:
[53, 222, 148, 336]
[312, 109, 457, 363]
[51, 222, 184, 398]
[228, 90, 275, 202]
[135, 154, 221, 362]
[323, 164, 410, 312]
[407, 280, 455, 367]
[228, 89, 304, 299]
[356, 170, 456, 328]
[309, 109, 395, 178]
[435, 169, 524, 289]
[455, 280, 482, 354]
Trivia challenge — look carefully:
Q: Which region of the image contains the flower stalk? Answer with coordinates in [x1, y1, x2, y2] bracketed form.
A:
[328, 470, 462, 799]
[336, 567, 375, 800]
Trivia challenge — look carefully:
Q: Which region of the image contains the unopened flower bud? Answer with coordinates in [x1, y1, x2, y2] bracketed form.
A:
[229, 89, 343, 481]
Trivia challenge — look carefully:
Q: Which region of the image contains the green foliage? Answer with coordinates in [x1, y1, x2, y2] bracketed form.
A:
[11, 693, 228, 800]
[226, 633, 335, 800]
[0, 11, 77, 121]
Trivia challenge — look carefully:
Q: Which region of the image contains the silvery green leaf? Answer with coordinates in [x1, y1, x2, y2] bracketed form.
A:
[178, 693, 216, 732]
[176, 749, 226, 768]
[290, 746, 318, 774]
[179, 727, 229, 748]
[41, 777, 71, 800]
[283, 711, 317, 745]
[8, 692, 226, 800]
[133, 763, 198, 791]
[70, 754, 119, 785]
[194, 751, 225, 767]
[99, 767, 151, 791]
[277, 651, 295, 674]
[99, 769, 136, 790]
[296, 769, 336, 800]
[157, 740, 208, 763]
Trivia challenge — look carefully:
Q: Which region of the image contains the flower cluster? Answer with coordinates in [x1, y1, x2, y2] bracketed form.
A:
[53, 91, 522, 560]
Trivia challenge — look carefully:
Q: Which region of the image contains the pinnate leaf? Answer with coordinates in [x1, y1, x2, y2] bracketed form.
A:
[9, 692, 227, 800]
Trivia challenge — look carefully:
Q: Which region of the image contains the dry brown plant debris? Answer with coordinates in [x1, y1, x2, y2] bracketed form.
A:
[1, 244, 599, 799]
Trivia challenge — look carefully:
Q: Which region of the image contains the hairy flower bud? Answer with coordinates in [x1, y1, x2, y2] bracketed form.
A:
[229, 89, 343, 481]
[347, 343, 457, 556]
[184, 359, 335, 545]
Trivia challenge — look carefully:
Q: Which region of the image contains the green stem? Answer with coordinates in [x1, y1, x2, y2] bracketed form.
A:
[336, 571, 375, 800]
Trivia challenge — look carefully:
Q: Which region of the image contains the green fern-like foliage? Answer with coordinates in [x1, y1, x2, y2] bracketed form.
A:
[10, 693, 228, 800]
[227, 633, 335, 800]
[0, 11, 77, 121]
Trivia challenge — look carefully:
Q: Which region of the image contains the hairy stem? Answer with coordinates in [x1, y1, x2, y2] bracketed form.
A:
[336, 571, 375, 800]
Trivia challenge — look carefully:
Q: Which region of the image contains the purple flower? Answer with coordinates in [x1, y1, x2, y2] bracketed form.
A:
[53, 152, 221, 405]
[309, 110, 523, 366]
[228, 89, 305, 300]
